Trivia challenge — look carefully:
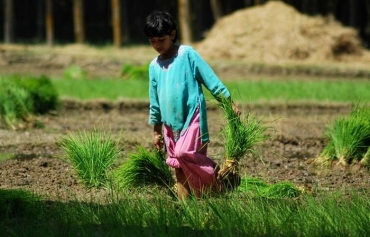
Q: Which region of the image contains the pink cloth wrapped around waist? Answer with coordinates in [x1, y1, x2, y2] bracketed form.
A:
[163, 109, 218, 194]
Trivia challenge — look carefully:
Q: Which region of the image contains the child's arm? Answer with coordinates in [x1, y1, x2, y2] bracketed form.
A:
[148, 65, 164, 150]
[189, 47, 241, 115]
[189, 48, 230, 99]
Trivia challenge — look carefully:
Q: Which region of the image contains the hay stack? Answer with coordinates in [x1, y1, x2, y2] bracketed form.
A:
[196, 1, 365, 63]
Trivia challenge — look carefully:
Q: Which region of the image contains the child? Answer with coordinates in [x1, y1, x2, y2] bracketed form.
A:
[143, 11, 241, 199]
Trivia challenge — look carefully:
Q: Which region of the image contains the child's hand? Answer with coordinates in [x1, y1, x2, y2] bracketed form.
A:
[154, 134, 164, 151]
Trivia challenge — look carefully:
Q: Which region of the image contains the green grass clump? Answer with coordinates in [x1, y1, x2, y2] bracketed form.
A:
[52, 78, 149, 100]
[114, 146, 174, 190]
[59, 129, 122, 188]
[318, 105, 370, 166]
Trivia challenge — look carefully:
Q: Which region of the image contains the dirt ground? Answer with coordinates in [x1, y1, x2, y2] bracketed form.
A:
[0, 45, 370, 202]
[1, 100, 369, 201]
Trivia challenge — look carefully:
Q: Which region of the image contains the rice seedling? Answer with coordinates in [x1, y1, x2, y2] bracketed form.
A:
[317, 105, 370, 166]
[59, 128, 122, 188]
[216, 95, 270, 191]
[114, 146, 174, 190]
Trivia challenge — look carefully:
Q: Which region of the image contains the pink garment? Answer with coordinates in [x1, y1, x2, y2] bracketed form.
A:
[164, 109, 219, 195]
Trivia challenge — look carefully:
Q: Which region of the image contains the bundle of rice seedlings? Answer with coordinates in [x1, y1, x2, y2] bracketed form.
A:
[216, 96, 269, 192]
[237, 176, 269, 194]
[238, 176, 301, 199]
[14, 75, 60, 114]
[59, 129, 122, 188]
[0, 79, 34, 129]
[261, 182, 301, 199]
[114, 146, 174, 190]
[317, 105, 370, 166]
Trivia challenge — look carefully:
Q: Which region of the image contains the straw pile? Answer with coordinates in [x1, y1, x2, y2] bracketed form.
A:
[196, 0, 366, 63]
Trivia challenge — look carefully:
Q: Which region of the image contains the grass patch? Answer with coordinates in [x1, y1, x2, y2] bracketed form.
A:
[221, 80, 370, 103]
[48, 77, 370, 103]
[53, 78, 149, 101]
[1, 188, 369, 237]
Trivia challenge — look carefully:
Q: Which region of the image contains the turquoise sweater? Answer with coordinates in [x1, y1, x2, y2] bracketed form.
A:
[148, 45, 230, 142]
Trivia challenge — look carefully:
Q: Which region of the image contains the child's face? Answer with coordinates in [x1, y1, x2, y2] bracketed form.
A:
[148, 30, 176, 56]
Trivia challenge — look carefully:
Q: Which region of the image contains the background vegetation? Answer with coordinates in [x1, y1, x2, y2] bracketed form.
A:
[1, 0, 370, 48]
[52, 76, 370, 103]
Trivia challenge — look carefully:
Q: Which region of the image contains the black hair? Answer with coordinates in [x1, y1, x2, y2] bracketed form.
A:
[143, 11, 179, 43]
